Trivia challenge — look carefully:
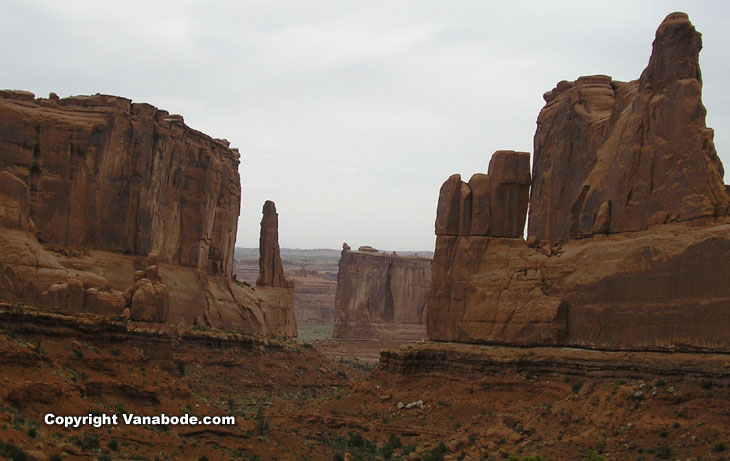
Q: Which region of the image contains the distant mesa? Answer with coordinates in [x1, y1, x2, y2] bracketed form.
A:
[333, 243, 431, 340]
[0, 91, 295, 337]
[357, 245, 380, 253]
[428, 12, 730, 351]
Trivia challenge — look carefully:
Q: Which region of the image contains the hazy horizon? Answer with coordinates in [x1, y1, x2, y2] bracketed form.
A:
[3, 1, 729, 252]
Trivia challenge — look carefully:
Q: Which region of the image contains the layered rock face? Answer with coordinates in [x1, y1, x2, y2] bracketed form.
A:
[288, 270, 336, 324]
[529, 13, 729, 244]
[0, 92, 295, 337]
[436, 150, 530, 238]
[333, 244, 431, 340]
[428, 151, 567, 345]
[0, 91, 239, 275]
[428, 13, 730, 350]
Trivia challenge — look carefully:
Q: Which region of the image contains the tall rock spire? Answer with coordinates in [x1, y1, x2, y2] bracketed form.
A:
[528, 12, 729, 243]
[256, 200, 290, 288]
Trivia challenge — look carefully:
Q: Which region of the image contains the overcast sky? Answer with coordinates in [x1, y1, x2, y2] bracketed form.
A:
[2, 1, 729, 251]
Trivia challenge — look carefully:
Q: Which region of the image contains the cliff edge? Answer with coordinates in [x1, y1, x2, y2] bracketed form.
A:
[0, 92, 295, 336]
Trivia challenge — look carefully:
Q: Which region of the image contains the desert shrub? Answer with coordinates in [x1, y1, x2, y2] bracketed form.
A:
[653, 445, 672, 459]
[254, 407, 268, 436]
[76, 432, 100, 450]
[582, 450, 606, 461]
[421, 442, 447, 461]
[508, 455, 543, 461]
[0, 441, 28, 461]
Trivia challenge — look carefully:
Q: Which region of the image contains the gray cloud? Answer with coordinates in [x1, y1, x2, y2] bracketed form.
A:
[2, 0, 729, 250]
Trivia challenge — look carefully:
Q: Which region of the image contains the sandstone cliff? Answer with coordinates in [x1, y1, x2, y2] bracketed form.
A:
[0, 90, 238, 274]
[427, 13, 730, 351]
[0, 91, 295, 337]
[333, 244, 431, 340]
[436, 150, 530, 238]
[529, 13, 729, 244]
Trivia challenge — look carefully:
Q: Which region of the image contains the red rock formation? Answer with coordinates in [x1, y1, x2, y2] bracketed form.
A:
[127, 251, 169, 323]
[427, 13, 730, 351]
[0, 170, 33, 230]
[334, 244, 431, 340]
[0, 92, 295, 336]
[436, 150, 530, 238]
[0, 91, 239, 275]
[529, 13, 729, 244]
[427, 236, 567, 345]
[234, 248, 338, 325]
[256, 200, 291, 288]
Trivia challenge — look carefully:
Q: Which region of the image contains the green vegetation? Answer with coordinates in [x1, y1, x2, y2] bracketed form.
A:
[507, 455, 543, 461]
[0, 441, 28, 461]
[653, 445, 672, 459]
[582, 450, 606, 461]
[325, 432, 414, 461]
[338, 357, 376, 373]
[421, 442, 447, 461]
[296, 323, 334, 342]
[75, 432, 100, 450]
[255, 407, 268, 436]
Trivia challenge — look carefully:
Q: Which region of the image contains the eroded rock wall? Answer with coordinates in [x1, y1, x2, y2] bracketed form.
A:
[436, 150, 530, 238]
[333, 244, 431, 340]
[528, 13, 729, 244]
[427, 13, 730, 351]
[0, 91, 239, 275]
[0, 92, 295, 337]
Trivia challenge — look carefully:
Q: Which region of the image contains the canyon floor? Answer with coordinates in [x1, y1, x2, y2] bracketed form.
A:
[3, 304, 730, 460]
